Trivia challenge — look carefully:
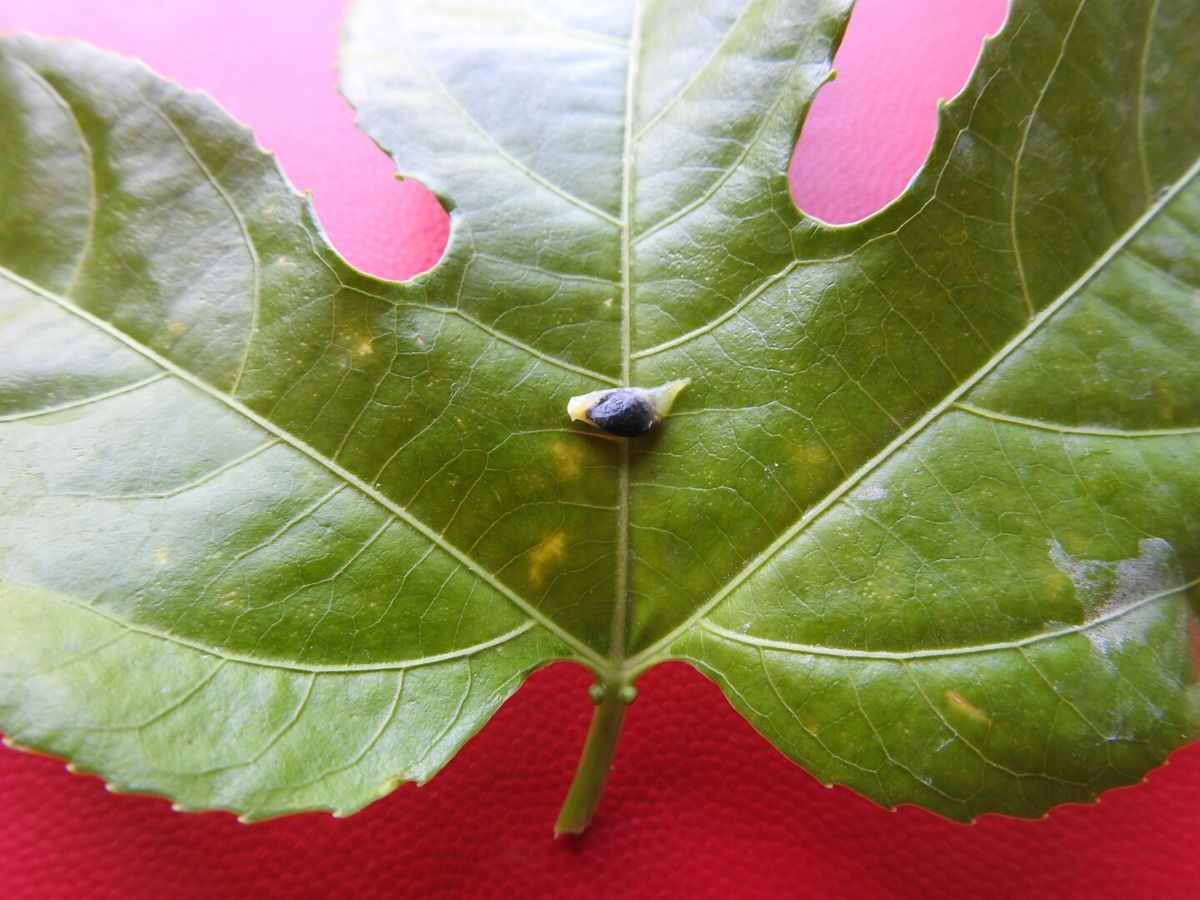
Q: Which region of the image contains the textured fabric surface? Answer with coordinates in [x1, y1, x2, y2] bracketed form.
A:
[1, 1, 1198, 897]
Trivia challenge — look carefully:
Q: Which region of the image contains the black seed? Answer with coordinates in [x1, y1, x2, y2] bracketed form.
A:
[587, 389, 659, 437]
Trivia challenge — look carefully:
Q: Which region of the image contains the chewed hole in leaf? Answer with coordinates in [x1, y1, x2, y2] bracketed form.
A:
[323, 178, 450, 282]
[790, 0, 1007, 224]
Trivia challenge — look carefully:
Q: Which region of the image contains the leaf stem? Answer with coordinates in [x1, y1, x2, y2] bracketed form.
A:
[554, 679, 634, 835]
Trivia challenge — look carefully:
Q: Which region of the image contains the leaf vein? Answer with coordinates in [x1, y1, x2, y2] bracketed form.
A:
[149, 106, 262, 396]
[954, 402, 1200, 438]
[403, 46, 621, 227]
[1008, 2, 1086, 321]
[8, 582, 541, 673]
[10, 60, 97, 296]
[696, 574, 1198, 661]
[0, 372, 167, 423]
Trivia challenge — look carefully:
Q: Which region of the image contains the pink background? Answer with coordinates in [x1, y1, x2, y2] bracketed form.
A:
[1, 1, 1197, 896]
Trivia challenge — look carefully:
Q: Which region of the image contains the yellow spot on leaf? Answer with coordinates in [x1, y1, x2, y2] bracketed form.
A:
[527, 531, 566, 588]
[944, 689, 991, 724]
[1042, 568, 1073, 601]
[794, 443, 830, 468]
[1060, 530, 1091, 557]
[550, 440, 585, 479]
[153, 548, 170, 566]
[355, 339, 374, 356]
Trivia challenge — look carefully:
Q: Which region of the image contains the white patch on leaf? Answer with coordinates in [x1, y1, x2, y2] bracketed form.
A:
[1048, 536, 1178, 655]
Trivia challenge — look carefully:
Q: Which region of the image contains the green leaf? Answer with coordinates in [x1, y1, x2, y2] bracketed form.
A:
[1, 0, 1198, 828]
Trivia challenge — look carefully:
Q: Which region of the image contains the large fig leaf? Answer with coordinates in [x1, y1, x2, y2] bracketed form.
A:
[1, 0, 1198, 827]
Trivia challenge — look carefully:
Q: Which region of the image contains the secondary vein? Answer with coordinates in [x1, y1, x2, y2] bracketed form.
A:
[698, 575, 1200, 661]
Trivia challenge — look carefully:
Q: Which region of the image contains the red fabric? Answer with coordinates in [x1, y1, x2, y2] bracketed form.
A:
[1, 1, 1197, 897]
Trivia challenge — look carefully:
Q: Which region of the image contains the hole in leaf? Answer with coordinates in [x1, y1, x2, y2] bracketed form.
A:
[791, 0, 1007, 225]
[315, 177, 451, 283]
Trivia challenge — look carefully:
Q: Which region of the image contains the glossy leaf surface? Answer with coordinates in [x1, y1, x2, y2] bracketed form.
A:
[1, 0, 1198, 824]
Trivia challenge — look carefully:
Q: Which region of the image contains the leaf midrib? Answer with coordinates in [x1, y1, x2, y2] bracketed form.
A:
[0, 263, 610, 674]
[607, 0, 644, 670]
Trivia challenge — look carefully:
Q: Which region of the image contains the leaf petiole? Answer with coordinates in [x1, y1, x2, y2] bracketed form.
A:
[554, 679, 636, 835]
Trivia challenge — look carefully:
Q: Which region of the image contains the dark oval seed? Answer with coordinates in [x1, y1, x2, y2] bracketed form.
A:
[587, 389, 659, 437]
